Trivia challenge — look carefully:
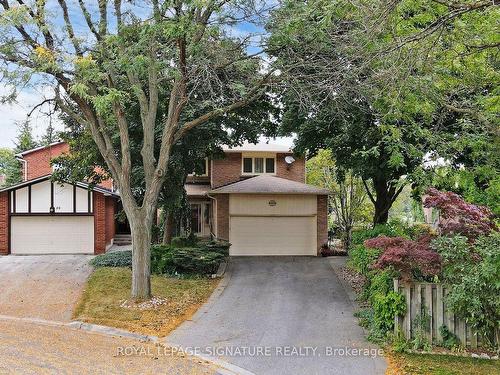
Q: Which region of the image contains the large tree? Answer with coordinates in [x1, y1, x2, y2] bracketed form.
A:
[0, 1, 273, 299]
[268, 0, 499, 225]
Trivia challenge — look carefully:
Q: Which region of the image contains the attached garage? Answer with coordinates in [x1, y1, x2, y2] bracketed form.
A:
[210, 175, 330, 256]
[0, 175, 118, 255]
[11, 216, 94, 254]
[230, 216, 316, 256]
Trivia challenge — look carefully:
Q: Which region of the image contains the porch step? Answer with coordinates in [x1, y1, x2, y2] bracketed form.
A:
[114, 234, 132, 246]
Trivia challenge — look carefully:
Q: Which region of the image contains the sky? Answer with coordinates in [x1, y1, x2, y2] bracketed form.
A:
[0, 1, 282, 150]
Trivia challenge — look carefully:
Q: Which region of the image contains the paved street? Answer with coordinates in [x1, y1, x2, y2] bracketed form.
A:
[0, 319, 216, 375]
[0, 255, 93, 321]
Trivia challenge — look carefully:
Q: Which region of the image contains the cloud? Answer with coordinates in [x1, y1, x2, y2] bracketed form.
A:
[0, 86, 64, 149]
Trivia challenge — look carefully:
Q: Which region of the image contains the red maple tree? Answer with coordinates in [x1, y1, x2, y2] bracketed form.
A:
[365, 235, 441, 282]
[424, 188, 497, 241]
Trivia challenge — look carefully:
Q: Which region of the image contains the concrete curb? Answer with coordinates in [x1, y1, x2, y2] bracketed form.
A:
[328, 257, 359, 310]
[162, 341, 256, 375]
[0, 314, 252, 374]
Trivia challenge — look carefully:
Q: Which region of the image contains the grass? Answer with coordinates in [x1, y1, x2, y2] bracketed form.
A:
[73, 267, 220, 337]
[386, 352, 500, 375]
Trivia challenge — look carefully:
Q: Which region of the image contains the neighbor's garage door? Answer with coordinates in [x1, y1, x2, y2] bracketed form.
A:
[11, 216, 94, 254]
[230, 216, 316, 256]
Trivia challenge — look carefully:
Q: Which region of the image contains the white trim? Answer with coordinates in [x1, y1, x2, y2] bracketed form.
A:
[241, 153, 276, 176]
[14, 141, 65, 157]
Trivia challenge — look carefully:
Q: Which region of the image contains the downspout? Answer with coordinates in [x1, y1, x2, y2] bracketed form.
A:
[206, 192, 217, 239]
[15, 156, 27, 181]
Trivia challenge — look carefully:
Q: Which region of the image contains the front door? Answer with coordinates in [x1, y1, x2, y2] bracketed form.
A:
[190, 202, 211, 237]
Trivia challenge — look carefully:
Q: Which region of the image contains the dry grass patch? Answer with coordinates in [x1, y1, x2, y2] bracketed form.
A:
[386, 352, 500, 375]
[74, 267, 219, 337]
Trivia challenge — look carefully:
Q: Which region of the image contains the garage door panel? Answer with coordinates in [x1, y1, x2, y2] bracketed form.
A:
[230, 216, 316, 256]
[11, 216, 94, 254]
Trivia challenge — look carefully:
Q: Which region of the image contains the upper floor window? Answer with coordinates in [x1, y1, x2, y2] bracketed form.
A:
[188, 158, 208, 176]
[242, 155, 275, 175]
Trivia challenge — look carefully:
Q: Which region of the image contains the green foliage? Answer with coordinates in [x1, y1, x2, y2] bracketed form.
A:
[170, 247, 225, 275]
[373, 291, 406, 333]
[364, 270, 394, 305]
[150, 245, 176, 275]
[90, 251, 132, 268]
[171, 233, 198, 248]
[91, 241, 228, 276]
[347, 244, 383, 276]
[434, 233, 500, 344]
[13, 121, 37, 153]
[351, 221, 408, 246]
[439, 325, 460, 350]
[0, 148, 21, 187]
[306, 149, 373, 236]
[410, 311, 432, 351]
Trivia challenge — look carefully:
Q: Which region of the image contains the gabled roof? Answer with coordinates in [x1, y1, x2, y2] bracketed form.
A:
[0, 174, 119, 197]
[15, 141, 66, 157]
[222, 142, 292, 153]
[209, 175, 331, 195]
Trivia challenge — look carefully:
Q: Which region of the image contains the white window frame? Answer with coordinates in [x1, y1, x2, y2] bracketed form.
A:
[241, 153, 276, 175]
[188, 158, 209, 177]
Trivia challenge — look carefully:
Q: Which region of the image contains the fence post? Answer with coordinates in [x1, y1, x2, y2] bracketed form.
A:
[436, 284, 444, 343]
[394, 279, 401, 335]
[425, 284, 433, 343]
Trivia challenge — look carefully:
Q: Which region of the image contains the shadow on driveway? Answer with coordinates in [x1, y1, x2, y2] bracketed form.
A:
[167, 257, 387, 375]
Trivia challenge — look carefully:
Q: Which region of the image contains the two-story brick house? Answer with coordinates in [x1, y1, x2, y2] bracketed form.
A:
[185, 143, 330, 256]
[0, 142, 118, 256]
[0, 141, 329, 257]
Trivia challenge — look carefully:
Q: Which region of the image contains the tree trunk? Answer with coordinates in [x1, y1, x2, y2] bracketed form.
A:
[342, 226, 352, 252]
[162, 210, 174, 245]
[372, 177, 393, 226]
[129, 210, 154, 300]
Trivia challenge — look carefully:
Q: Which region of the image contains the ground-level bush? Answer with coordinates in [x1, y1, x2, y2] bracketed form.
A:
[90, 251, 132, 268]
[433, 232, 500, 345]
[91, 240, 228, 276]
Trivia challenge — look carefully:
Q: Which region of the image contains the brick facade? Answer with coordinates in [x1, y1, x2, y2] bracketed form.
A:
[93, 193, 107, 254]
[211, 153, 243, 188]
[0, 192, 9, 255]
[22, 142, 70, 181]
[21, 142, 113, 190]
[210, 152, 305, 188]
[276, 153, 305, 183]
[317, 195, 328, 255]
[215, 194, 229, 240]
[105, 196, 116, 245]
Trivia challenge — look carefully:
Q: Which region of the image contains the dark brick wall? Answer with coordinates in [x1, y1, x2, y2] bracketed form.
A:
[0, 192, 8, 255]
[215, 194, 229, 240]
[317, 195, 328, 255]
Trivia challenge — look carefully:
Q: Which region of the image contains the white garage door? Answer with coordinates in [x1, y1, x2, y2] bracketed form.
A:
[229, 216, 316, 256]
[11, 216, 94, 254]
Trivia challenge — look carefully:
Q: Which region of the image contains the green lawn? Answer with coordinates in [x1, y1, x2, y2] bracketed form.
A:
[387, 352, 500, 375]
[74, 267, 219, 337]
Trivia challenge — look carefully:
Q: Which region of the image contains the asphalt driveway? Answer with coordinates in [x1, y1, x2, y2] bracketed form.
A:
[167, 257, 387, 375]
[0, 255, 93, 321]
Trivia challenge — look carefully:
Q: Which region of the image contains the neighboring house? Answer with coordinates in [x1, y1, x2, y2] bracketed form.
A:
[186, 143, 330, 256]
[0, 142, 118, 256]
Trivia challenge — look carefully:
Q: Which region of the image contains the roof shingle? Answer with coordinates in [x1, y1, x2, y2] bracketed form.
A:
[209, 175, 331, 195]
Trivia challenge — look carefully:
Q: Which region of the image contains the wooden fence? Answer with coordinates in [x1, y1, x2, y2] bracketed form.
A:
[393, 280, 499, 349]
